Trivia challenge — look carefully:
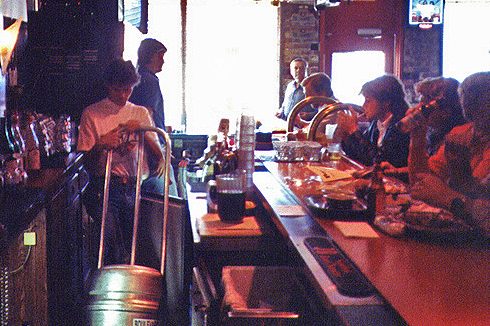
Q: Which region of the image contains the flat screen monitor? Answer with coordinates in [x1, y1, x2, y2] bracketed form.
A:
[409, 0, 444, 25]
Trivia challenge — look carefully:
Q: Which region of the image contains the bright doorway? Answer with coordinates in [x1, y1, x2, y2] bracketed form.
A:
[124, 0, 279, 134]
[331, 51, 386, 105]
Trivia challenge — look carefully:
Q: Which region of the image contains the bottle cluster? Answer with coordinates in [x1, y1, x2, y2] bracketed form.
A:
[1, 108, 76, 188]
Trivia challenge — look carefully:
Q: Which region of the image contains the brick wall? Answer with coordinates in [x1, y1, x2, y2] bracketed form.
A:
[279, 3, 320, 103]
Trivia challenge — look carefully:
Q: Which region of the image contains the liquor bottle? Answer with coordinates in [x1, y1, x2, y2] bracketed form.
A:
[8, 109, 26, 155]
[5, 110, 28, 185]
[366, 158, 386, 218]
[396, 98, 442, 133]
[0, 112, 14, 186]
[22, 111, 41, 171]
[0, 112, 15, 160]
[0, 109, 16, 187]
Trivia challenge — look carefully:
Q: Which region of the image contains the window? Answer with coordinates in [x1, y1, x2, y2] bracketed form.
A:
[331, 51, 385, 105]
[443, 1, 490, 81]
[124, 0, 279, 134]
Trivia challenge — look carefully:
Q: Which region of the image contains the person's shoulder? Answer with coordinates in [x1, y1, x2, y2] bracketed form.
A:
[445, 122, 473, 145]
[82, 98, 108, 115]
[448, 122, 472, 134]
[137, 68, 158, 83]
[126, 101, 151, 114]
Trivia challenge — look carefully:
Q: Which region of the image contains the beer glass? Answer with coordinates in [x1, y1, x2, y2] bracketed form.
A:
[215, 172, 246, 222]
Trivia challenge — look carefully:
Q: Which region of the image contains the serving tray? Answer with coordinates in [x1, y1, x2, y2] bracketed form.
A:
[304, 194, 370, 220]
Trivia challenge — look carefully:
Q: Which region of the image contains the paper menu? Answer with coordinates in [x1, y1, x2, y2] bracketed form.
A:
[307, 166, 353, 182]
[333, 221, 380, 238]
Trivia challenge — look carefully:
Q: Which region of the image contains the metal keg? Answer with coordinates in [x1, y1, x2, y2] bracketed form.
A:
[86, 127, 171, 326]
[86, 265, 162, 325]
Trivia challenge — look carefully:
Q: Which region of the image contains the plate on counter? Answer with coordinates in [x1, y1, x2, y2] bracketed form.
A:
[304, 194, 370, 220]
[400, 214, 473, 238]
[393, 202, 476, 240]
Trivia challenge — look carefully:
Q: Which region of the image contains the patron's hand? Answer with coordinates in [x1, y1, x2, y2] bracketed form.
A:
[410, 172, 458, 209]
[99, 127, 123, 149]
[337, 111, 358, 138]
[380, 161, 407, 175]
[155, 158, 166, 178]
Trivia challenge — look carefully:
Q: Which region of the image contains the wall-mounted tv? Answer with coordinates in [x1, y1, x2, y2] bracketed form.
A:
[409, 0, 444, 25]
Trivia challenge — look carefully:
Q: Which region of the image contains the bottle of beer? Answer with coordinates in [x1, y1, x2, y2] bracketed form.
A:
[396, 98, 442, 133]
[366, 156, 386, 219]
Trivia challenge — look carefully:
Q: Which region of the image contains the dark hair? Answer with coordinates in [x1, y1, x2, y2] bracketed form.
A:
[301, 72, 334, 97]
[137, 38, 167, 67]
[459, 71, 490, 122]
[361, 74, 408, 118]
[415, 76, 465, 125]
[103, 59, 140, 87]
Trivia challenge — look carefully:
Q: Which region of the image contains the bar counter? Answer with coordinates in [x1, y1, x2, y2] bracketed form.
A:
[254, 158, 490, 326]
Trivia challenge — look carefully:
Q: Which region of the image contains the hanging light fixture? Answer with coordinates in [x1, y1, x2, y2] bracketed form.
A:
[0, 18, 22, 75]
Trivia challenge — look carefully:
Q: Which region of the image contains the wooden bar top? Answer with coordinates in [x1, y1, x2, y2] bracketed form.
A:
[262, 159, 490, 326]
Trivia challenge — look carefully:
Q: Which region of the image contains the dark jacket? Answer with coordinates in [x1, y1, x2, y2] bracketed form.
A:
[341, 117, 410, 168]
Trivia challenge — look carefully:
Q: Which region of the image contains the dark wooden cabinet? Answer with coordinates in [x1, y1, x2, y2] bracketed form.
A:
[46, 163, 90, 325]
[0, 155, 91, 325]
[1, 209, 48, 326]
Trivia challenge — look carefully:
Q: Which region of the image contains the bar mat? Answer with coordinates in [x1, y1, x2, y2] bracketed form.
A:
[198, 214, 263, 237]
[304, 237, 375, 297]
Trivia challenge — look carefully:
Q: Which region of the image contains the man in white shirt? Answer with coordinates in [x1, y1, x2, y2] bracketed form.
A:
[78, 59, 166, 264]
[275, 57, 309, 121]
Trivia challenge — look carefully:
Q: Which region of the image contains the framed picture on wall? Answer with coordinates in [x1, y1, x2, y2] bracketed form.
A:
[409, 0, 444, 25]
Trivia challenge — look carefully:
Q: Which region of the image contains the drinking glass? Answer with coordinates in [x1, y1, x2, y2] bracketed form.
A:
[327, 142, 342, 161]
[215, 173, 246, 222]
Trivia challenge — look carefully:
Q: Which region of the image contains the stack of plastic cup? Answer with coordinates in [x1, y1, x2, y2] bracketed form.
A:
[237, 111, 255, 190]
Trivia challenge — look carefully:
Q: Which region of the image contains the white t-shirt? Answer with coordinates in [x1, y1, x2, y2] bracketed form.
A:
[77, 98, 158, 178]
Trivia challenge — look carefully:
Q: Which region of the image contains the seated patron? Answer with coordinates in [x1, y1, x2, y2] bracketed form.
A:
[409, 71, 490, 236]
[337, 74, 410, 169]
[294, 72, 336, 131]
[381, 76, 466, 176]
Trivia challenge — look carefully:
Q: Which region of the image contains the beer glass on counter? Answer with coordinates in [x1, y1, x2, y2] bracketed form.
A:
[215, 172, 246, 222]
